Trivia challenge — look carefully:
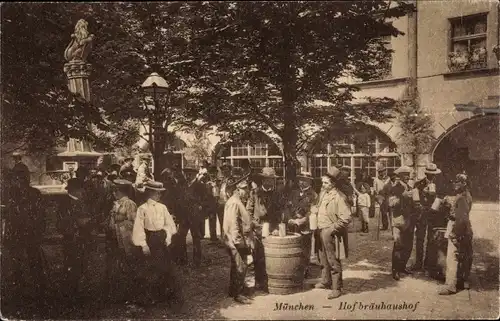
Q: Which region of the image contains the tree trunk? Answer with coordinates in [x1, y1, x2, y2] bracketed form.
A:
[281, 93, 298, 188]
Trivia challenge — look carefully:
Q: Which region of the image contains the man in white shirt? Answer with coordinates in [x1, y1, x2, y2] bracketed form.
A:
[132, 180, 183, 306]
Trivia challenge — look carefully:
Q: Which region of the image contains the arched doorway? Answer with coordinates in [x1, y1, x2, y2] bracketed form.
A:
[309, 124, 401, 182]
[214, 132, 284, 175]
[433, 115, 499, 202]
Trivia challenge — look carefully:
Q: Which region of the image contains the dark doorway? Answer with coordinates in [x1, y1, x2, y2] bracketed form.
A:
[433, 116, 499, 202]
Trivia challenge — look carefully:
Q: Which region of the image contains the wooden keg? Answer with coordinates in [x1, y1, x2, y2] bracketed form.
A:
[263, 233, 306, 295]
[427, 227, 448, 280]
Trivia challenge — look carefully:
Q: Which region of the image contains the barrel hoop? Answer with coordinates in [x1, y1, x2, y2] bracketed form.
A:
[264, 253, 303, 258]
[267, 274, 303, 280]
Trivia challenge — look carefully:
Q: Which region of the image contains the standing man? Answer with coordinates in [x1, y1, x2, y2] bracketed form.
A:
[246, 167, 286, 292]
[4, 168, 46, 300]
[373, 164, 391, 231]
[136, 155, 152, 186]
[313, 167, 351, 299]
[286, 172, 318, 275]
[207, 165, 221, 243]
[223, 177, 253, 304]
[438, 173, 473, 295]
[174, 168, 207, 267]
[217, 163, 233, 242]
[411, 163, 442, 272]
[59, 178, 94, 299]
[387, 166, 415, 281]
[11, 152, 30, 179]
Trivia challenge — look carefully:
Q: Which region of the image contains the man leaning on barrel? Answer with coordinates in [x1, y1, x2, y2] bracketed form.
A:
[313, 166, 351, 299]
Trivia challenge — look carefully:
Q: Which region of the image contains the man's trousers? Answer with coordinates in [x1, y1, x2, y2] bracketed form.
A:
[317, 226, 343, 290]
[445, 236, 473, 291]
[227, 245, 249, 298]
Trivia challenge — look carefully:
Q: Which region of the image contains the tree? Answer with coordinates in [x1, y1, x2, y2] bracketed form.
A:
[1, 3, 108, 155]
[185, 1, 415, 183]
[395, 89, 435, 173]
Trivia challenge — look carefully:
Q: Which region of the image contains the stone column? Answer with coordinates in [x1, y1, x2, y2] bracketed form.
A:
[58, 19, 101, 168]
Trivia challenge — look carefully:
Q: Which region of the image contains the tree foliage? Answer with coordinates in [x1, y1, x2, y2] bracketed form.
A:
[395, 89, 435, 168]
[184, 1, 414, 181]
[1, 3, 108, 155]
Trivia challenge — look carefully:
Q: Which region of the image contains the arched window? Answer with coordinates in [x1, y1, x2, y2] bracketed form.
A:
[216, 133, 284, 175]
[310, 126, 400, 182]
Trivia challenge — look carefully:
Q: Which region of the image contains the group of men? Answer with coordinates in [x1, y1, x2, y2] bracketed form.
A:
[372, 163, 474, 295]
[1, 151, 475, 309]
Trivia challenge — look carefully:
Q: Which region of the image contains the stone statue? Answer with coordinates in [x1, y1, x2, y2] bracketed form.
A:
[64, 19, 94, 62]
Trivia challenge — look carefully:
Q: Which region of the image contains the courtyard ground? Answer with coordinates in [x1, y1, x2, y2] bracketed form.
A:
[1, 203, 498, 320]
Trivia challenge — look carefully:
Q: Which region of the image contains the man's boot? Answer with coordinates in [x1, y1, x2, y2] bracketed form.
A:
[328, 273, 342, 299]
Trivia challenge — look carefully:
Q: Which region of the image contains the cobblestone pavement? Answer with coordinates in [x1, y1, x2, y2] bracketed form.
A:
[2, 203, 498, 320]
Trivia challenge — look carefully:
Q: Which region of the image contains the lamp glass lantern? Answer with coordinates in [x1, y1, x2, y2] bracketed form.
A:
[141, 72, 169, 102]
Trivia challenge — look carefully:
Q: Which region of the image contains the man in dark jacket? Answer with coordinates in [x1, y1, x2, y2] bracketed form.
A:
[4, 168, 46, 300]
[411, 163, 442, 272]
[59, 178, 94, 298]
[246, 167, 287, 292]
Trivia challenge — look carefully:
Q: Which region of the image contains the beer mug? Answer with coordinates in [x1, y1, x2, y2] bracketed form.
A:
[431, 197, 442, 212]
[412, 188, 420, 202]
[278, 223, 286, 237]
[262, 222, 270, 238]
[309, 214, 318, 230]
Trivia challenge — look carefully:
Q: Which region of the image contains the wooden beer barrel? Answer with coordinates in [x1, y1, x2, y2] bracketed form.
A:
[427, 227, 448, 280]
[263, 233, 305, 295]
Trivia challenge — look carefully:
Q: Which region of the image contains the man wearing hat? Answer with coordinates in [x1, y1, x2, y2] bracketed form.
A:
[411, 163, 442, 272]
[176, 168, 214, 266]
[438, 173, 473, 295]
[135, 155, 153, 186]
[313, 166, 351, 299]
[132, 180, 183, 305]
[373, 164, 391, 231]
[246, 167, 287, 292]
[386, 165, 415, 281]
[11, 152, 30, 180]
[286, 172, 318, 276]
[223, 176, 253, 304]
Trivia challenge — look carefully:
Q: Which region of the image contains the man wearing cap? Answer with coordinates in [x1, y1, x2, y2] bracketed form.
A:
[104, 179, 138, 300]
[411, 163, 442, 272]
[386, 165, 415, 281]
[438, 173, 473, 295]
[373, 164, 391, 231]
[313, 166, 351, 299]
[246, 167, 286, 292]
[132, 180, 183, 305]
[223, 177, 253, 304]
[4, 167, 45, 300]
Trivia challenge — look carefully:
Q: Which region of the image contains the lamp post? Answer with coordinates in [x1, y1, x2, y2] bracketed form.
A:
[141, 72, 169, 180]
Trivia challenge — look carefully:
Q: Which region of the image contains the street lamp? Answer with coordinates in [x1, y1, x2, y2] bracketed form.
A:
[141, 72, 169, 179]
